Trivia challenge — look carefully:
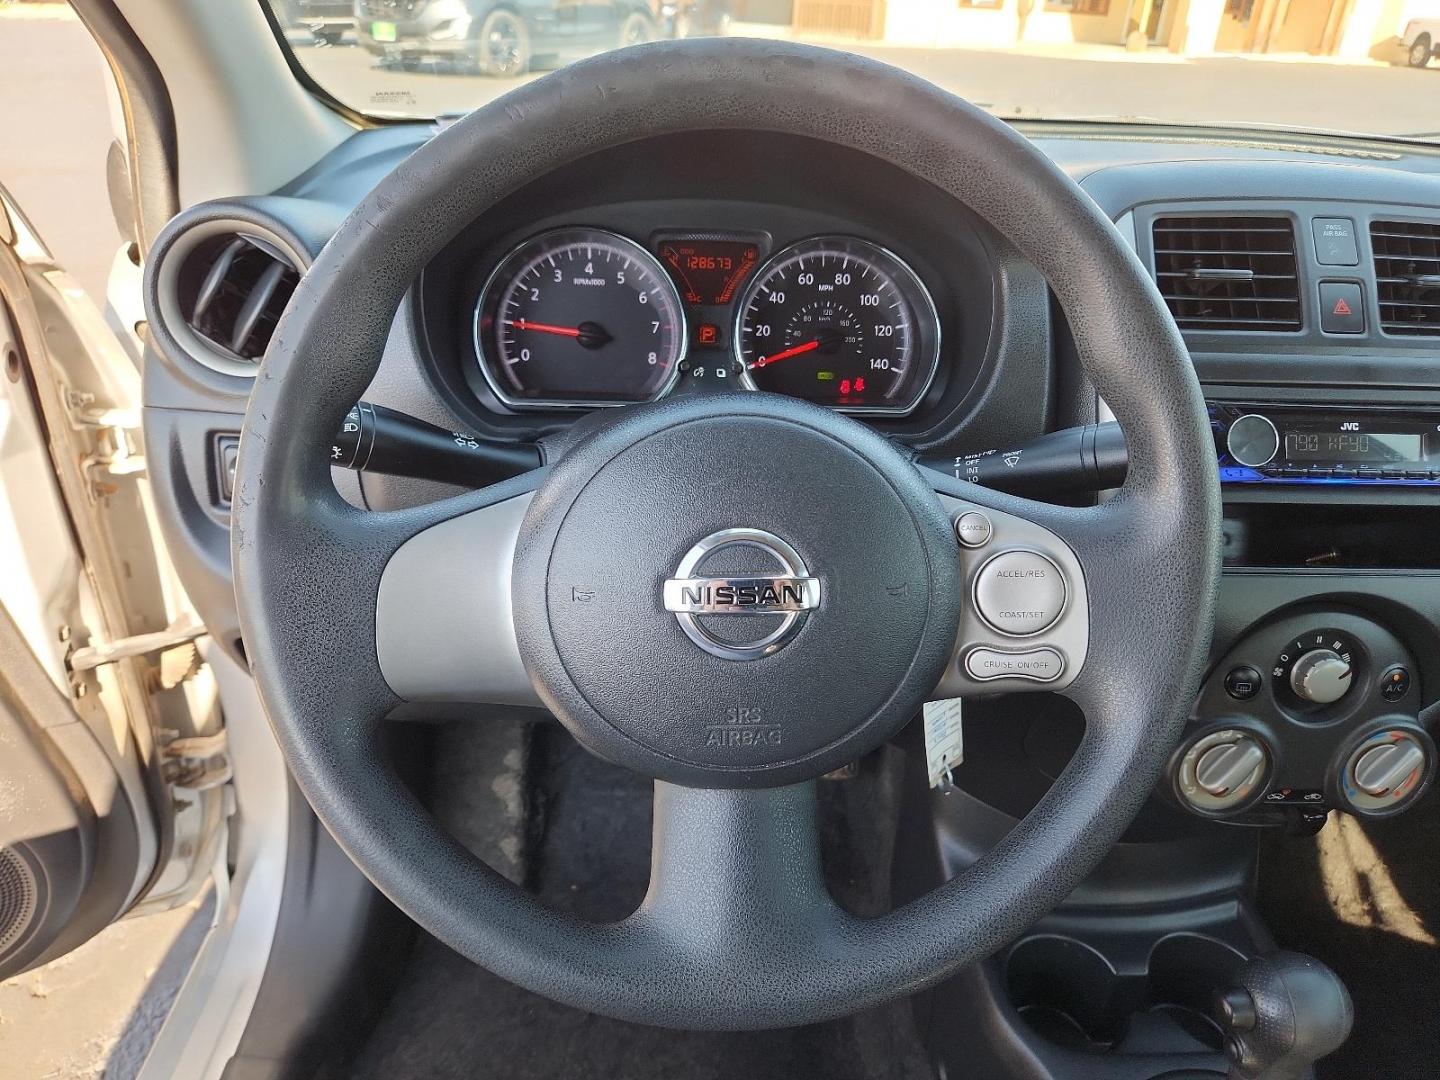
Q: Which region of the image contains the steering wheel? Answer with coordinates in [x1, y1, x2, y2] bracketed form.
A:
[233, 39, 1219, 1029]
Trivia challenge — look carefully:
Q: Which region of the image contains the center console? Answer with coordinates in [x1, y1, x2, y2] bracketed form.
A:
[924, 173, 1440, 1080]
[1161, 397, 1440, 835]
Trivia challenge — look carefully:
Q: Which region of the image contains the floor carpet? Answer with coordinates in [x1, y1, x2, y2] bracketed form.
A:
[350, 723, 933, 1080]
[1256, 792, 1440, 1080]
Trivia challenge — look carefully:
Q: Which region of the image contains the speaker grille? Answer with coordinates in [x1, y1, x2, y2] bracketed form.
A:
[0, 845, 39, 958]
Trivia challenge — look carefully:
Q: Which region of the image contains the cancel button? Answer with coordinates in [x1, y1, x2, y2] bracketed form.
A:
[972, 549, 1067, 636]
[965, 646, 1065, 683]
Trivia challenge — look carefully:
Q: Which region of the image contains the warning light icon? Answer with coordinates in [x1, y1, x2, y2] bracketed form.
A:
[1332, 298, 1352, 316]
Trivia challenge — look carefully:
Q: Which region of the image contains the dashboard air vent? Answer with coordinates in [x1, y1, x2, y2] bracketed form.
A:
[1152, 216, 1301, 332]
[1371, 220, 1440, 336]
[175, 233, 301, 365]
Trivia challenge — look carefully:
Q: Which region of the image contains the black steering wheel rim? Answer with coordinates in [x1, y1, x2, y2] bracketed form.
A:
[233, 38, 1220, 1029]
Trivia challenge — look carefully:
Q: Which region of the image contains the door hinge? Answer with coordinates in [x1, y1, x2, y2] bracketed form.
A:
[160, 729, 232, 791]
[67, 616, 207, 678]
[64, 390, 145, 487]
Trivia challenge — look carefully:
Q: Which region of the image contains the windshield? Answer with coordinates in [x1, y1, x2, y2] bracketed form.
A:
[267, 0, 1440, 143]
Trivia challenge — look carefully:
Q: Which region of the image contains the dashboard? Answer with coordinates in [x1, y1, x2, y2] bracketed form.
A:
[140, 119, 1440, 838]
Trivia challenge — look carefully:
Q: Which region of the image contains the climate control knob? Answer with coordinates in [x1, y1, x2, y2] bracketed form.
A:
[1339, 729, 1433, 817]
[1289, 649, 1353, 705]
[1352, 740, 1425, 797]
[1176, 729, 1270, 814]
[1196, 740, 1267, 798]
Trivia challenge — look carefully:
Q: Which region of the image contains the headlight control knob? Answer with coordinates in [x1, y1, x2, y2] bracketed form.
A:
[1289, 649, 1352, 705]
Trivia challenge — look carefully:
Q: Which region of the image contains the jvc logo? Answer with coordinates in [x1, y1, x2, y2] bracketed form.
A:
[1340, 422, 1361, 431]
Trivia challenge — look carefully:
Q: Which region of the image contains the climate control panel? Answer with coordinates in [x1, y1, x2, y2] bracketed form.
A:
[1170, 610, 1434, 823]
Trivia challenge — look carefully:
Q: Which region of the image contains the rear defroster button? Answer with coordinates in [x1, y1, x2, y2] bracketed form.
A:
[972, 549, 1067, 636]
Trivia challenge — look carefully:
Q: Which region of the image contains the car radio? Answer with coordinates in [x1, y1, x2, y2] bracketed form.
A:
[1211, 403, 1440, 485]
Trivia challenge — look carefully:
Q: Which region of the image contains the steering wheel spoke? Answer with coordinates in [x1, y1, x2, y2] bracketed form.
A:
[370, 475, 546, 710]
[623, 781, 847, 998]
[923, 471, 1095, 701]
[923, 463, 1216, 738]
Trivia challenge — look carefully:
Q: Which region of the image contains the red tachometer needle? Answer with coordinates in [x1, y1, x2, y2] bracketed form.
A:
[511, 318, 582, 338]
[750, 339, 820, 369]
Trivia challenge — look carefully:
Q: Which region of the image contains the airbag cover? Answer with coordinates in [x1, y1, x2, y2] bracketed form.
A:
[512, 393, 960, 786]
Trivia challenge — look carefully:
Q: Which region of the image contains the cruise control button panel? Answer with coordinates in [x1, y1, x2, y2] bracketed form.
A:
[964, 646, 1064, 683]
[972, 549, 1067, 637]
[932, 495, 1088, 698]
[954, 511, 993, 548]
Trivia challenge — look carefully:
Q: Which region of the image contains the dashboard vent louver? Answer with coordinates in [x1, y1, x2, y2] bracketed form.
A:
[1152, 216, 1301, 332]
[1371, 220, 1440, 336]
[176, 233, 301, 364]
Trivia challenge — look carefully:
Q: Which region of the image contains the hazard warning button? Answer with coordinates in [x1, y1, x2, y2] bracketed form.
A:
[1319, 281, 1365, 335]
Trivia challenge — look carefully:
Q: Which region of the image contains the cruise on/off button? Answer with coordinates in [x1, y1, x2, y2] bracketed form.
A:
[972, 549, 1067, 636]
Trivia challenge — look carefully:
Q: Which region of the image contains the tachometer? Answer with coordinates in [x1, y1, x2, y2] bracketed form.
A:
[735, 237, 939, 414]
[474, 228, 686, 408]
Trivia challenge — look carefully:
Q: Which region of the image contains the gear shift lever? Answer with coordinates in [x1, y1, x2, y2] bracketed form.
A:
[1214, 952, 1353, 1080]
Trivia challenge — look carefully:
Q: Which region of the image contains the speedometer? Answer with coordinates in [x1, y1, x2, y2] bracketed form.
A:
[735, 237, 939, 414]
[474, 228, 686, 408]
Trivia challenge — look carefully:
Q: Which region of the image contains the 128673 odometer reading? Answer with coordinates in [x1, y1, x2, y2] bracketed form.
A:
[735, 237, 939, 414]
[474, 228, 686, 408]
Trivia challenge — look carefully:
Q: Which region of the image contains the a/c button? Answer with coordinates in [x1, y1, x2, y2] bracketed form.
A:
[965, 646, 1065, 683]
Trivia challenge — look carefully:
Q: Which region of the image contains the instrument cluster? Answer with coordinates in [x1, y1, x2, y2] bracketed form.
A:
[470, 225, 942, 416]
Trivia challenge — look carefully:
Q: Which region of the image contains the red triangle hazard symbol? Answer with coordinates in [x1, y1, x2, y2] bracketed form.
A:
[1333, 298, 1352, 316]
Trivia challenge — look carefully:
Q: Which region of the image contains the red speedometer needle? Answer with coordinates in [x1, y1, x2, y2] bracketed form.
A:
[512, 319, 582, 338]
[750, 339, 820, 369]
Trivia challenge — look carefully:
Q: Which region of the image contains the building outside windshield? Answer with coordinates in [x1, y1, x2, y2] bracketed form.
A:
[270, 0, 1440, 143]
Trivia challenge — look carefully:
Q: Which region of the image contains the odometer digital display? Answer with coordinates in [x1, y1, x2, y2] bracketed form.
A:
[735, 237, 939, 414]
[658, 239, 760, 306]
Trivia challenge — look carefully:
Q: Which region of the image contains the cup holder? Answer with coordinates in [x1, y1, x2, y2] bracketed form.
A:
[1005, 933, 1246, 1056]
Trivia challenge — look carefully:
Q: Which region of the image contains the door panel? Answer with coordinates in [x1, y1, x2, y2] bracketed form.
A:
[0, 186, 222, 978]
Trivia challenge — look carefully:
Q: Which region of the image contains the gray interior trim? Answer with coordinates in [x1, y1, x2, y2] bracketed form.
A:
[377, 493, 539, 706]
[111, 0, 351, 208]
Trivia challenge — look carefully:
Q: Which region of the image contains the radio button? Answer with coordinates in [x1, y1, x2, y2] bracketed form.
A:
[1319, 281, 1365, 334]
[1226, 413, 1280, 468]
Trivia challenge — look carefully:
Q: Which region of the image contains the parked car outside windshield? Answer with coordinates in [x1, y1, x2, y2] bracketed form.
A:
[265, 0, 1440, 143]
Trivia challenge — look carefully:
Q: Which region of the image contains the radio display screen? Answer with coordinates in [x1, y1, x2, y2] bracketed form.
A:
[1284, 431, 1423, 464]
